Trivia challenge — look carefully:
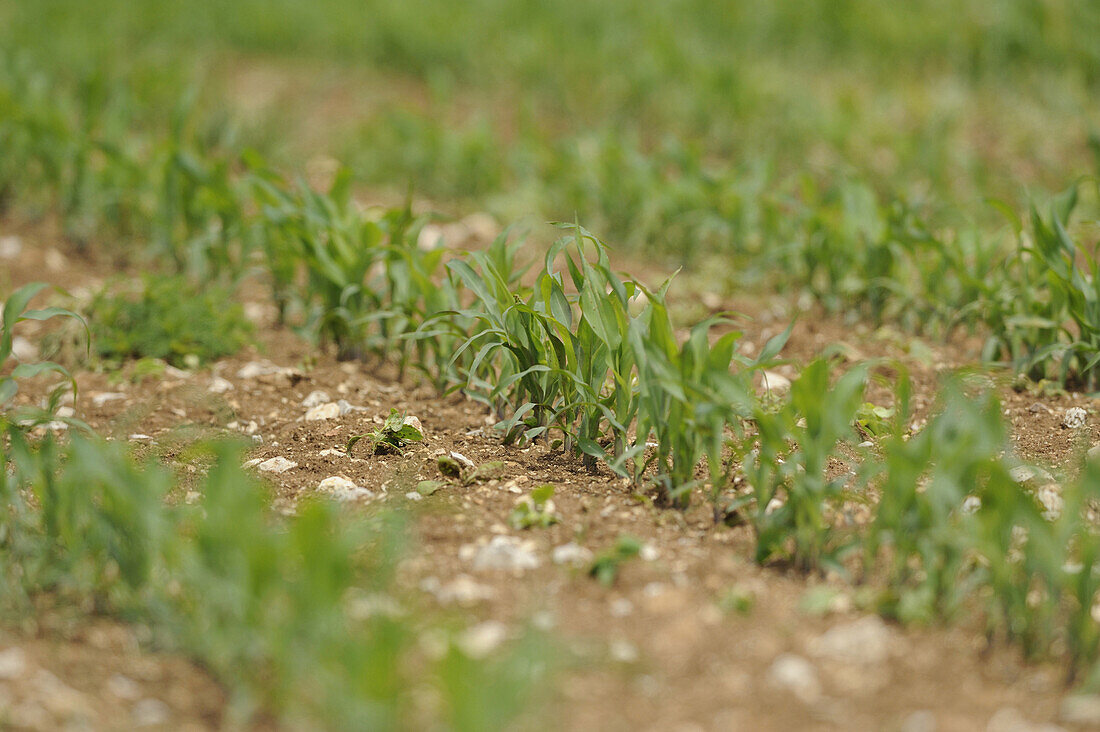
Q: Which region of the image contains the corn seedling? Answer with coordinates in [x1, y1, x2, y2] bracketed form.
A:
[588, 535, 643, 588]
[1, 282, 87, 427]
[737, 359, 869, 573]
[509, 485, 560, 530]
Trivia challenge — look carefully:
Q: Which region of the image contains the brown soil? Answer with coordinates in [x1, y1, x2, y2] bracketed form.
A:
[2, 216, 1097, 731]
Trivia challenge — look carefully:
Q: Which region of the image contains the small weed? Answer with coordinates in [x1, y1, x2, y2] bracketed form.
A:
[588, 535, 643, 588]
[88, 275, 251, 367]
[509, 485, 560, 530]
[347, 408, 424, 455]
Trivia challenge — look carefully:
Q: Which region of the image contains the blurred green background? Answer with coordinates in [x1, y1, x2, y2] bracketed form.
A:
[2, 0, 1098, 264]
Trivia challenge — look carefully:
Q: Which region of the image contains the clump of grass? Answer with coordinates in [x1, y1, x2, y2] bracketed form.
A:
[87, 274, 252, 367]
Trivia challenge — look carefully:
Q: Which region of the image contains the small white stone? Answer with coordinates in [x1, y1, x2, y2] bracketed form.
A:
[1010, 465, 1054, 485]
[164, 365, 192, 379]
[423, 575, 495, 606]
[11, 336, 37, 362]
[417, 224, 445, 251]
[208, 376, 234, 394]
[758, 371, 792, 396]
[1036, 485, 1063, 521]
[236, 361, 295, 380]
[403, 415, 424, 434]
[305, 402, 342, 421]
[128, 434, 153, 442]
[961, 496, 982, 514]
[318, 476, 374, 502]
[609, 639, 640, 664]
[106, 674, 141, 700]
[472, 535, 540, 572]
[301, 390, 330, 408]
[809, 616, 895, 665]
[450, 451, 476, 468]
[319, 448, 346, 458]
[1061, 695, 1100, 726]
[0, 647, 27, 680]
[639, 544, 659, 562]
[988, 705, 1065, 732]
[552, 543, 593, 567]
[405, 491, 424, 501]
[0, 235, 22, 259]
[1063, 407, 1088, 430]
[91, 392, 127, 407]
[44, 248, 67, 271]
[767, 653, 822, 704]
[610, 598, 634, 617]
[132, 698, 171, 727]
[458, 621, 509, 659]
[257, 457, 297, 474]
[900, 710, 937, 732]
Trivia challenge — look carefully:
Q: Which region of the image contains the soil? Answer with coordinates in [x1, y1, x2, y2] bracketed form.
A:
[2, 215, 1098, 730]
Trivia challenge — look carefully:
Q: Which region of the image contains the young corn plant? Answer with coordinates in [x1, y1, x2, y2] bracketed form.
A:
[972, 188, 1100, 387]
[737, 359, 868, 573]
[444, 236, 576, 446]
[156, 106, 250, 281]
[866, 378, 1008, 623]
[0, 431, 550, 729]
[628, 285, 760, 509]
[253, 167, 384, 359]
[540, 224, 641, 470]
[1, 282, 87, 428]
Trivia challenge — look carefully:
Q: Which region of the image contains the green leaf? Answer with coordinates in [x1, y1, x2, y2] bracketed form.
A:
[0, 377, 16, 405]
[531, 485, 555, 504]
[417, 480, 444, 496]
